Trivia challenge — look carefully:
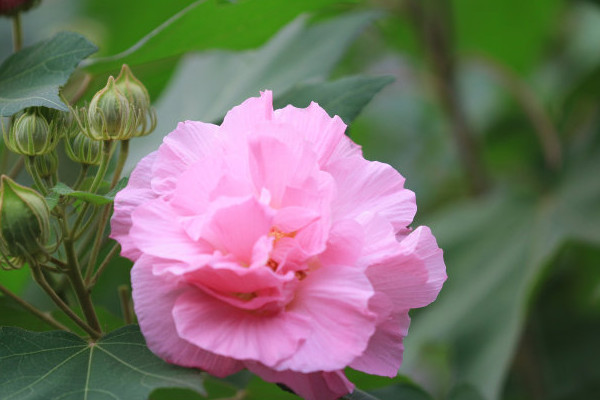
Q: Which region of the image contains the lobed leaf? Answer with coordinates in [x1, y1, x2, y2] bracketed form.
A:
[0, 32, 97, 116]
[0, 325, 205, 400]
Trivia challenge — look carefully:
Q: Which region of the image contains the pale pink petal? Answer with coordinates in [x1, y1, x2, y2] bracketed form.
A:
[273, 206, 320, 233]
[110, 152, 157, 261]
[274, 101, 357, 167]
[277, 266, 376, 372]
[356, 212, 404, 266]
[131, 255, 243, 377]
[129, 199, 212, 263]
[151, 121, 221, 196]
[221, 90, 273, 134]
[172, 288, 310, 368]
[367, 226, 446, 310]
[247, 363, 354, 400]
[350, 292, 410, 377]
[328, 156, 416, 230]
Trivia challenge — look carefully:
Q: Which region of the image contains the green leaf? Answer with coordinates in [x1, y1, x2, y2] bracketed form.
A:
[402, 150, 600, 400]
[126, 12, 377, 169]
[83, 0, 344, 74]
[0, 325, 205, 400]
[274, 75, 395, 124]
[48, 181, 123, 206]
[0, 32, 97, 116]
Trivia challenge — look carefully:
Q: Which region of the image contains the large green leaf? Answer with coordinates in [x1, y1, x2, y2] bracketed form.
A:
[0, 325, 205, 400]
[402, 150, 600, 399]
[0, 32, 97, 116]
[274, 75, 395, 124]
[83, 0, 343, 74]
[125, 11, 377, 169]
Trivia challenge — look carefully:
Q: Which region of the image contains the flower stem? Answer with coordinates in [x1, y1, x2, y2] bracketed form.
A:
[111, 139, 129, 188]
[89, 140, 113, 194]
[12, 13, 22, 52]
[118, 285, 133, 324]
[24, 156, 48, 195]
[30, 262, 100, 338]
[0, 282, 71, 331]
[88, 242, 119, 288]
[84, 204, 111, 283]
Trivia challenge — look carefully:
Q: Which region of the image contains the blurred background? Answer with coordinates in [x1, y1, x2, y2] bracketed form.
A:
[1, 1, 599, 399]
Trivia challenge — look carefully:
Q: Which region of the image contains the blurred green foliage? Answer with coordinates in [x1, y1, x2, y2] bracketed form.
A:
[1, 0, 599, 399]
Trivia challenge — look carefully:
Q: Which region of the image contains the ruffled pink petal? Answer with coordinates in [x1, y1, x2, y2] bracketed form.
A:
[319, 219, 364, 268]
[151, 121, 221, 196]
[350, 292, 410, 377]
[221, 90, 274, 135]
[276, 265, 376, 372]
[129, 198, 212, 263]
[131, 255, 243, 377]
[201, 196, 274, 265]
[247, 363, 354, 400]
[328, 156, 416, 230]
[273, 101, 357, 167]
[110, 152, 157, 261]
[172, 288, 310, 368]
[368, 226, 446, 310]
[356, 212, 405, 266]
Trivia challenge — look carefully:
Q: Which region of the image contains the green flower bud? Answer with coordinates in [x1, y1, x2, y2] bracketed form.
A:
[0, 176, 50, 266]
[115, 64, 156, 138]
[65, 131, 102, 165]
[4, 108, 59, 156]
[33, 151, 58, 179]
[86, 76, 135, 141]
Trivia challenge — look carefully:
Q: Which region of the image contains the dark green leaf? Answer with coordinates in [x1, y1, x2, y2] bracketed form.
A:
[0, 325, 205, 400]
[83, 0, 343, 75]
[402, 150, 600, 399]
[274, 75, 395, 124]
[126, 12, 377, 169]
[0, 32, 97, 116]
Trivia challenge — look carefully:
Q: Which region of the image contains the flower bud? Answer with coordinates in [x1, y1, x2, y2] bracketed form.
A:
[0, 0, 40, 16]
[86, 76, 135, 141]
[4, 108, 59, 156]
[115, 64, 156, 138]
[0, 175, 50, 265]
[65, 131, 102, 165]
[33, 151, 58, 179]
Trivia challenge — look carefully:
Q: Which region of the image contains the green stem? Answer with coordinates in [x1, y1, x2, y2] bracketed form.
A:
[88, 242, 120, 288]
[111, 140, 129, 188]
[63, 235, 102, 337]
[84, 205, 111, 284]
[89, 140, 112, 194]
[12, 13, 22, 52]
[118, 285, 133, 324]
[73, 164, 89, 190]
[30, 262, 100, 338]
[0, 282, 71, 331]
[24, 156, 48, 195]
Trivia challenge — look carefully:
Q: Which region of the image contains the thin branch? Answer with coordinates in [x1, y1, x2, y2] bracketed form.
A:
[88, 242, 120, 288]
[405, 0, 488, 195]
[0, 282, 71, 331]
[473, 55, 562, 169]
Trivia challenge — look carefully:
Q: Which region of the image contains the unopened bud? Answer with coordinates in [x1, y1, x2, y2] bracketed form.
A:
[65, 131, 102, 165]
[115, 64, 156, 138]
[33, 151, 58, 179]
[4, 108, 59, 156]
[86, 76, 135, 141]
[0, 176, 50, 265]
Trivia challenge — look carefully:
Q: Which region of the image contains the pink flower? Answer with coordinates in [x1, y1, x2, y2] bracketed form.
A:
[111, 91, 446, 400]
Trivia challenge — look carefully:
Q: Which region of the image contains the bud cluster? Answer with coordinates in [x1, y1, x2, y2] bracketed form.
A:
[78, 65, 156, 141]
